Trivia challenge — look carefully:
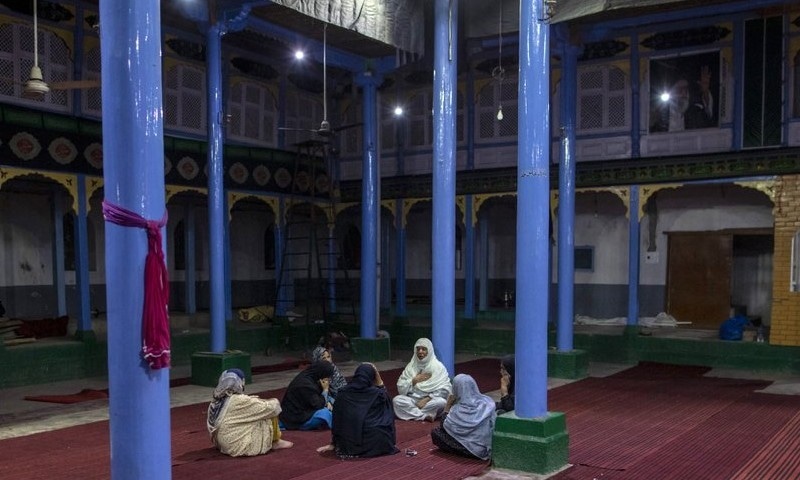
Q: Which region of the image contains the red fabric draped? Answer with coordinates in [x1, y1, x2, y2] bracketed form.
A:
[102, 200, 171, 369]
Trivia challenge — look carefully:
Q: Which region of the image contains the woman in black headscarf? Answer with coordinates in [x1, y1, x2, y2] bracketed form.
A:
[317, 363, 399, 458]
[497, 354, 515, 413]
[280, 361, 336, 430]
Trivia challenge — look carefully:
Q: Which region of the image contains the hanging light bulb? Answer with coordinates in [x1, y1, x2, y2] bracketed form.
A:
[496, 105, 504, 121]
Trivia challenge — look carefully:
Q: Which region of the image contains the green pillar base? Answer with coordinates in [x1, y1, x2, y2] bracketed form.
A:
[492, 412, 569, 475]
[351, 336, 391, 362]
[74, 329, 97, 343]
[191, 350, 252, 387]
[548, 349, 589, 379]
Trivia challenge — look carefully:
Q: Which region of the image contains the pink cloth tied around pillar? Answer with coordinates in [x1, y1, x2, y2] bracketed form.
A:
[102, 200, 171, 369]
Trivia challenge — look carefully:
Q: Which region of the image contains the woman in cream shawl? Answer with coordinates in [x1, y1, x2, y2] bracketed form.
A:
[392, 338, 452, 421]
[207, 369, 293, 456]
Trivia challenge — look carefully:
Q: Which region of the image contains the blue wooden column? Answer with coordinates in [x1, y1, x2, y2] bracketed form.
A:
[627, 185, 640, 327]
[431, 0, 458, 375]
[274, 198, 286, 315]
[358, 72, 379, 337]
[351, 71, 390, 362]
[556, 40, 577, 353]
[492, 0, 568, 474]
[206, 22, 226, 353]
[551, 34, 588, 380]
[190, 5, 253, 388]
[52, 188, 66, 316]
[478, 213, 489, 311]
[464, 197, 475, 319]
[74, 174, 93, 340]
[184, 203, 197, 314]
[395, 199, 407, 317]
[99, 1, 171, 478]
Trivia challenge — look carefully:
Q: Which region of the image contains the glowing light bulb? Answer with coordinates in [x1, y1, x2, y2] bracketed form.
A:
[660, 92, 670, 103]
[294, 50, 305, 60]
[496, 105, 504, 121]
[394, 106, 404, 116]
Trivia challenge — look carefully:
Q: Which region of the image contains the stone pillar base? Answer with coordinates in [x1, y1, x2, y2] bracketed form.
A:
[351, 336, 391, 362]
[492, 412, 569, 475]
[548, 349, 589, 379]
[191, 350, 252, 387]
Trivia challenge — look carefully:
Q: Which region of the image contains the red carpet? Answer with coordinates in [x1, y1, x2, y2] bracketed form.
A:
[0, 358, 497, 480]
[550, 362, 800, 480]
[23, 358, 308, 404]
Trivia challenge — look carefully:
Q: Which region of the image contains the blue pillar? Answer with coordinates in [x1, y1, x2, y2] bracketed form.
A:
[464, 196, 475, 319]
[395, 199, 407, 317]
[556, 41, 578, 352]
[184, 203, 196, 314]
[223, 191, 232, 320]
[515, 0, 550, 419]
[478, 213, 488, 311]
[431, 0, 458, 375]
[464, 68, 476, 321]
[358, 72, 379, 338]
[75, 174, 92, 334]
[627, 185, 640, 326]
[381, 221, 391, 310]
[207, 24, 226, 352]
[52, 189, 66, 316]
[100, 1, 171, 477]
[732, 19, 744, 150]
[275, 198, 286, 316]
[327, 226, 337, 314]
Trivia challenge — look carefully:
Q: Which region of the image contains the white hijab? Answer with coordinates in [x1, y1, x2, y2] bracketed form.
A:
[397, 338, 452, 394]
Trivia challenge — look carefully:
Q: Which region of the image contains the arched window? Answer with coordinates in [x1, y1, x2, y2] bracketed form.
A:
[342, 225, 361, 269]
[174, 220, 186, 271]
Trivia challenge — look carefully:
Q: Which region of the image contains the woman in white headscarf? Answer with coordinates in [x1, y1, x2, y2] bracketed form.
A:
[431, 374, 496, 460]
[392, 337, 452, 421]
[207, 369, 293, 457]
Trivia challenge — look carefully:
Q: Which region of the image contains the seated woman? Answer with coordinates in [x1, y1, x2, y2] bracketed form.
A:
[431, 374, 496, 461]
[393, 337, 452, 421]
[317, 363, 398, 458]
[497, 354, 515, 413]
[311, 345, 347, 399]
[280, 361, 336, 430]
[206, 368, 293, 457]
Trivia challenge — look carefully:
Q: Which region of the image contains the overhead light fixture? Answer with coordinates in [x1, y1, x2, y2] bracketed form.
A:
[493, 0, 505, 122]
[660, 92, 670, 103]
[294, 50, 305, 60]
[24, 0, 49, 99]
[393, 106, 403, 116]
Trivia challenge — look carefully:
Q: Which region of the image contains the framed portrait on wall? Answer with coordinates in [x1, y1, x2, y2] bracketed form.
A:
[649, 51, 720, 133]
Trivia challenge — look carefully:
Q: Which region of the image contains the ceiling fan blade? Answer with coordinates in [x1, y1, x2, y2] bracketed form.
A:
[49, 79, 100, 90]
[332, 122, 363, 133]
[278, 126, 318, 133]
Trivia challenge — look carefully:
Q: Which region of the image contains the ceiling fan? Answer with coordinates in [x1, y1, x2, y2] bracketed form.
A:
[278, 23, 361, 140]
[21, 0, 99, 98]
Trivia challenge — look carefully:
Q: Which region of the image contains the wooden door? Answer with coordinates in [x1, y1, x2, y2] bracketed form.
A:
[666, 233, 732, 329]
